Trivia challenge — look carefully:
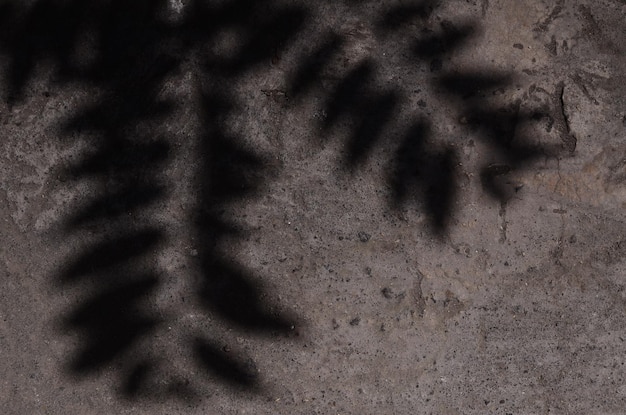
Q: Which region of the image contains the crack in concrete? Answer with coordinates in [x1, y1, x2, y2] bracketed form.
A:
[556, 81, 577, 153]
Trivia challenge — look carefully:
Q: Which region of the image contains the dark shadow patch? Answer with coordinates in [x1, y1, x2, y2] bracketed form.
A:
[344, 91, 400, 167]
[412, 22, 476, 58]
[322, 61, 376, 131]
[194, 338, 259, 389]
[388, 119, 457, 234]
[437, 72, 510, 99]
[0, 0, 91, 104]
[318, 60, 402, 168]
[375, 0, 438, 31]
[63, 139, 171, 178]
[436, 71, 557, 204]
[288, 33, 345, 98]
[219, 8, 306, 76]
[462, 106, 544, 163]
[121, 360, 154, 398]
[60, 229, 164, 284]
[62, 276, 161, 373]
[194, 89, 296, 336]
[197, 258, 294, 331]
[479, 163, 516, 202]
[65, 185, 165, 229]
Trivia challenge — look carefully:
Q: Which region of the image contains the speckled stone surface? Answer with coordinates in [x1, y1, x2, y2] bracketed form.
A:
[2, 1, 626, 414]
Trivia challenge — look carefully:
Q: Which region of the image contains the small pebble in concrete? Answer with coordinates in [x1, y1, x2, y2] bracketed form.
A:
[381, 287, 394, 299]
[349, 317, 360, 326]
[357, 231, 371, 242]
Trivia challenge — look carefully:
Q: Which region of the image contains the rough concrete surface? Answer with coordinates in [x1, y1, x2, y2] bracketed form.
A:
[1, 0, 626, 414]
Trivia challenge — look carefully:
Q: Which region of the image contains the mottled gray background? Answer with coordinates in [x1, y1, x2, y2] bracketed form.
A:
[2, 0, 626, 414]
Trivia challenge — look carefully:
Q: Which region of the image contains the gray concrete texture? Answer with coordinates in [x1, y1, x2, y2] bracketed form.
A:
[1, 0, 626, 413]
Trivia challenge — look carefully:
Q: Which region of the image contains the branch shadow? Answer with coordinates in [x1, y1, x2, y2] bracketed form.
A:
[288, 1, 569, 234]
[0, 0, 307, 402]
